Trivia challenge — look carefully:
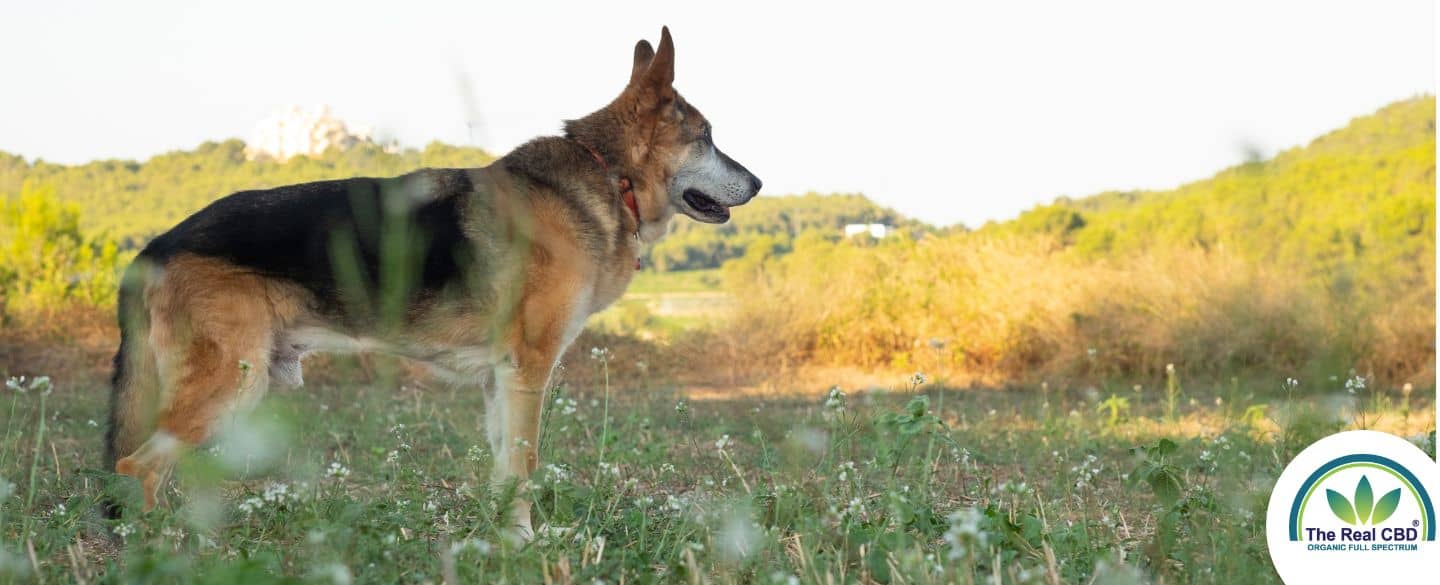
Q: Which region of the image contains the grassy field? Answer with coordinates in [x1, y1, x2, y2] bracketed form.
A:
[588, 270, 733, 337]
[625, 270, 723, 295]
[0, 362, 1432, 583]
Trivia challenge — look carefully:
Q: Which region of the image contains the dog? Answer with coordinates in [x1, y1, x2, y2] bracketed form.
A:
[104, 26, 760, 538]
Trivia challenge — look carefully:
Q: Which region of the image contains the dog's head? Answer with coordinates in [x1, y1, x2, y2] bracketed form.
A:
[578, 27, 761, 232]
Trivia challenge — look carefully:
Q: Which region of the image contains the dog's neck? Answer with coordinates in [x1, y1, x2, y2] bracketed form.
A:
[572, 138, 644, 269]
[573, 140, 639, 226]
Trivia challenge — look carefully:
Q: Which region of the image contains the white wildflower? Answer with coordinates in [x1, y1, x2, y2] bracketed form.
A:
[325, 461, 351, 479]
[943, 508, 987, 560]
[1345, 374, 1367, 395]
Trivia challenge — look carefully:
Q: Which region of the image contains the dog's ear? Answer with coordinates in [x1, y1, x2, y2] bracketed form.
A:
[644, 26, 675, 90]
[630, 40, 655, 86]
[630, 26, 674, 106]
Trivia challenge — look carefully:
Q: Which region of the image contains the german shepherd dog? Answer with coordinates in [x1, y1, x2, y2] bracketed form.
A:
[104, 27, 759, 538]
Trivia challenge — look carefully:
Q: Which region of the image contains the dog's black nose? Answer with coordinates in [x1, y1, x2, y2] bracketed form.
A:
[749, 175, 763, 194]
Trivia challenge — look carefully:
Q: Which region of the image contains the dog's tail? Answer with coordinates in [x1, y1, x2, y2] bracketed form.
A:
[103, 261, 161, 519]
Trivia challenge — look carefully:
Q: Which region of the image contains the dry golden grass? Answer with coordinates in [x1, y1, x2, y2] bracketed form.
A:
[722, 235, 1434, 387]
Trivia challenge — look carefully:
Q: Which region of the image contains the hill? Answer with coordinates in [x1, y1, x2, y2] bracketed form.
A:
[993, 96, 1435, 292]
[0, 140, 496, 248]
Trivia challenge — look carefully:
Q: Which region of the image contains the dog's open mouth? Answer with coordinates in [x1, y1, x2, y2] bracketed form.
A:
[681, 188, 731, 223]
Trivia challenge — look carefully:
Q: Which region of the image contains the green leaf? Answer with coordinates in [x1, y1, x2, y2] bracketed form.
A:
[1354, 476, 1374, 524]
[1327, 489, 1357, 525]
[1371, 489, 1402, 525]
[1147, 466, 1182, 505]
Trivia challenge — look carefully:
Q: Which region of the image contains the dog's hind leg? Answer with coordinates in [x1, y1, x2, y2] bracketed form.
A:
[114, 256, 277, 511]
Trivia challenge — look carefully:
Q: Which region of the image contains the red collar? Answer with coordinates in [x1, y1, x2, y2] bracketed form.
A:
[575, 140, 642, 270]
[575, 140, 641, 229]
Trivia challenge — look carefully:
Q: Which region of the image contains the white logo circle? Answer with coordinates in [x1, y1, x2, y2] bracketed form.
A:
[1266, 430, 1439, 582]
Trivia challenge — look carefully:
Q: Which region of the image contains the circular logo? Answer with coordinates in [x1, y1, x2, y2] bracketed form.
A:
[1266, 430, 1438, 582]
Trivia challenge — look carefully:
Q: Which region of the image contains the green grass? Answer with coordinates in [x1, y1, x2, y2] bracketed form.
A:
[587, 269, 731, 337]
[0, 366, 1433, 583]
[626, 269, 723, 295]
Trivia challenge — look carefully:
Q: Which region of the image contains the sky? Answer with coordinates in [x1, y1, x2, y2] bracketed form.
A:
[0, 1, 1433, 227]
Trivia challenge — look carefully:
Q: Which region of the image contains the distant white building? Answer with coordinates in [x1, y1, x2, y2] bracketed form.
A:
[244, 105, 376, 162]
[844, 223, 890, 238]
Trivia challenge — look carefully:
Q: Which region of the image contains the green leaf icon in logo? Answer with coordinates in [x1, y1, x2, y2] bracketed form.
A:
[1371, 488, 1402, 525]
[1355, 476, 1374, 523]
[1328, 489, 1357, 525]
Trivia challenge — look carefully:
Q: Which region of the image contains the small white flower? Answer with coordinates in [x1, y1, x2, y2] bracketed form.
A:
[666, 493, 689, 513]
[910, 372, 928, 386]
[597, 461, 622, 477]
[238, 496, 265, 515]
[86, 419, 98, 428]
[1345, 374, 1367, 394]
[943, 508, 987, 560]
[714, 434, 732, 452]
[543, 463, 571, 482]
[261, 482, 297, 505]
[113, 522, 135, 538]
[325, 461, 351, 479]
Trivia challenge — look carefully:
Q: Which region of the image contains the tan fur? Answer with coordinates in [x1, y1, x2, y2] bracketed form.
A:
[115, 254, 311, 508]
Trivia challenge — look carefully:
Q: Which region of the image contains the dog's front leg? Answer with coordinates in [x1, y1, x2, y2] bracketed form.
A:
[486, 343, 559, 541]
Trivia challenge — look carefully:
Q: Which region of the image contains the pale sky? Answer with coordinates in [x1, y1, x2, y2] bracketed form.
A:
[1, 1, 1433, 227]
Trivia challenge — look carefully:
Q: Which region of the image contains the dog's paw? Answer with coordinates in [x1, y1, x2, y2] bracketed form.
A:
[502, 519, 535, 545]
